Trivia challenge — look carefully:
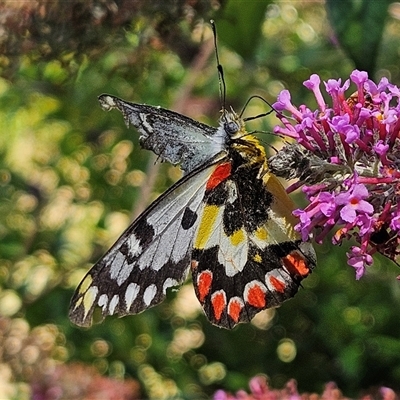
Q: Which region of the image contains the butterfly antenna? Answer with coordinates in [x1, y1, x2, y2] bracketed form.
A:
[211, 20, 227, 120]
[241, 95, 277, 121]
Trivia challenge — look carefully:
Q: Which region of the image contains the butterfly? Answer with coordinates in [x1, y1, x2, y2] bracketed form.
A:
[69, 93, 316, 329]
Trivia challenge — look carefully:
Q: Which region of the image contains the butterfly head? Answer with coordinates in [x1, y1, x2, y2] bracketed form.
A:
[220, 109, 246, 140]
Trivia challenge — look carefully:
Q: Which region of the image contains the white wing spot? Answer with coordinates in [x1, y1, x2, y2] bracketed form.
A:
[109, 252, 135, 286]
[226, 182, 238, 204]
[98, 294, 108, 311]
[218, 229, 248, 277]
[125, 283, 140, 310]
[128, 234, 142, 257]
[138, 238, 162, 271]
[116, 261, 134, 286]
[109, 251, 125, 279]
[163, 278, 179, 294]
[143, 284, 157, 306]
[108, 294, 119, 315]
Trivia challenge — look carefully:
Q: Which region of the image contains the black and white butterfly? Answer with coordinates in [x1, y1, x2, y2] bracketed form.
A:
[69, 93, 316, 329]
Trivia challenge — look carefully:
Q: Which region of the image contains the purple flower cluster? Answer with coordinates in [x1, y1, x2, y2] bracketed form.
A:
[271, 70, 400, 279]
[214, 375, 397, 400]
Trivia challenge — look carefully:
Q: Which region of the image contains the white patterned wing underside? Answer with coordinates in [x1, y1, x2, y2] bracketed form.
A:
[69, 163, 220, 327]
[98, 94, 227, 175]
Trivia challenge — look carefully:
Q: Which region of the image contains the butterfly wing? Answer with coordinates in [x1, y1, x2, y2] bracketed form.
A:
[98, 94, 227, 175]
[191, 163, 316, 329]
[69, 159, 224, 327]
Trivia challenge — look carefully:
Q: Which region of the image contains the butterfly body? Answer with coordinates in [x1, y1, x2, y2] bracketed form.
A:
[69, 95, 316, 329]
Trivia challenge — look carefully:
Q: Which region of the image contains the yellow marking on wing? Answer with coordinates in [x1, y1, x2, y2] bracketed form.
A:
[263, 172, 300, 241]
[82, 285, 98, 319]
[72, 297, 83, 310]
[194, 205, 219, 249]
[78, 275, 93, 294]
[261, 213, 300, 243]
[230, 229, 245, 246]
[254, 226, 268, 241]
[74, 275, 97, 318]
[263, 173, 296, 216]
[253, 253, 262, 263]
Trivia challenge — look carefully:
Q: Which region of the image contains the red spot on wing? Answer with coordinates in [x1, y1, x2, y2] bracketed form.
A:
[282, 251, 310, 277]
[246, 283, 266, 308]
[211, 290, 226, 321]
[227, 297, 243, 323]
[197, 270, 213, 302]
[269, 276, 286, 293]
[206, 162, 231, 191]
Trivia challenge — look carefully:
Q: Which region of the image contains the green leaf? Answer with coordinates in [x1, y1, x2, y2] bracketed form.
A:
[326, 0, 392, 74]
[217, 0, 272, 60]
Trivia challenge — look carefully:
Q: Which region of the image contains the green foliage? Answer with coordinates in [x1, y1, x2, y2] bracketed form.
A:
[217, 0, 272, 60]
[326, 0, 392, 74]
[1, 1, 400, 398]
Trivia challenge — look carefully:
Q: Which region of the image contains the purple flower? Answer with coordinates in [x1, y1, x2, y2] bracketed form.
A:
[293, 192, 339, 243]
[213, 375, 395, 399]
[293, 209, 313, 241]
[214, 390, 235, 400]
[273, 90, 303, 120]
[347, 246, 373, 279]
[304, 74, 326, 112]
[390, 213, 400, 231]
[380, 386, 396, 400]
[319, 192, 337, 217]
[335, 184, 374, 223]
[373, 140, 390, 165]
[329, 114, 361, 144]
[272, 70, 400, 277]
[374, 140, 389, 156]
[350, 69, 368, 86]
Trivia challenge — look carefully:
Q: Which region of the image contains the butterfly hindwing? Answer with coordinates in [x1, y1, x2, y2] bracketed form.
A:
[69, 160, 223, 327]
[191, 155, 316, 329]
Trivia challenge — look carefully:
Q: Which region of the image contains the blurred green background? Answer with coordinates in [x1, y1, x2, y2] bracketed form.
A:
[1, 0, 400, 398]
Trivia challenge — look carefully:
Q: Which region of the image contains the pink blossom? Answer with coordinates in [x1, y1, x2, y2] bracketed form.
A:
[270, 70, 400, 276]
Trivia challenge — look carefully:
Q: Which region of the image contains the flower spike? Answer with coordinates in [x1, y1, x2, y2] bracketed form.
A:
[270, 70, 400, 278]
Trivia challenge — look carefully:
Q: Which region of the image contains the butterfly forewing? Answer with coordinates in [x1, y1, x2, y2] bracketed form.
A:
[69, 161, 223, 327]
[98, 95, 227, 175]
